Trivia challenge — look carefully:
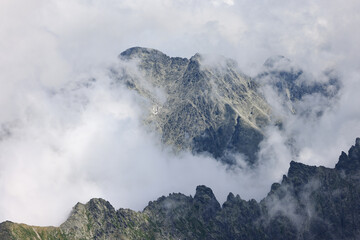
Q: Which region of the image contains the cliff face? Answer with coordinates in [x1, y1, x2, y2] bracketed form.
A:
[112, 47, 271, 163]
[2, 138, 360, 240]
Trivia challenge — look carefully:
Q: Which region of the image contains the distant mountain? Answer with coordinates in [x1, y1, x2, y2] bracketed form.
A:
[111, 48, 339, 163]
[256, 55, 340, 115]
[1, 138, 360, 240]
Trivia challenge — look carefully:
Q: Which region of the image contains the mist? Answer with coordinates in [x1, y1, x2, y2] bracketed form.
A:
[0, 0, 360, 226]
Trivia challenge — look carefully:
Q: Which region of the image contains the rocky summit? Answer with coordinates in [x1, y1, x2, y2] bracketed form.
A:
[111, 47, 339, 164]
[1, 138, 360, 240]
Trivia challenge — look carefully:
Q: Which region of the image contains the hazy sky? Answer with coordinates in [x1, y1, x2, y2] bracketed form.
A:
[0, 0, 360, 226]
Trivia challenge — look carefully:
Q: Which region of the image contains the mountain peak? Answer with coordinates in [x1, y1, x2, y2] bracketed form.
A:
[263, 55, 290, 69]
[190, 52, 202, 62]
[194, 185, 221, 220]
[119, 46, 168, 60]
[335, 137, 360, 174]
[194, 185, 217, 200]
[285, 161, 318, 186]
[356, 137, 360, 147]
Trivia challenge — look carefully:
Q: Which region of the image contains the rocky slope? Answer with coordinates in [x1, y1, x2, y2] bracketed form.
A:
[110, 48, 339, 163]
[1, 138, 360, 240]
[112, 47, 271, 163]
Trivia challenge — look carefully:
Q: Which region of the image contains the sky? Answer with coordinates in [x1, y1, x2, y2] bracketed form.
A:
[0, 0, 360, 226]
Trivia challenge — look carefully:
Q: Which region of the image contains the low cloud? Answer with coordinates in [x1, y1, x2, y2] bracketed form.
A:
[0, 69, 289, 225]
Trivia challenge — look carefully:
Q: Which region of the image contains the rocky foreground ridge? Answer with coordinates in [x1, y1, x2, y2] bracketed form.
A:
[1, 138, 360, 240]
[111, 47, 339, 163]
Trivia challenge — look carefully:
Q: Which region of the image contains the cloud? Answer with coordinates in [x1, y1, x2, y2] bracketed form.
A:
[0, 68, 288, 225]
[0, 0, 359, 227]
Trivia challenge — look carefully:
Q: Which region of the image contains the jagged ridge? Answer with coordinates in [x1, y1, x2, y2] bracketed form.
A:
[2, 138, 360, 240]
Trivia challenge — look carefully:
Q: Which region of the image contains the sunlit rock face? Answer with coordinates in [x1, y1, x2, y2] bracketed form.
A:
[112, 47, 271, 164]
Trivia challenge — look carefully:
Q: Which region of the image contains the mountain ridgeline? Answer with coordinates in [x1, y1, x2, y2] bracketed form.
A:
[111, 47, 339, 163]
[1, 138, 360, 239]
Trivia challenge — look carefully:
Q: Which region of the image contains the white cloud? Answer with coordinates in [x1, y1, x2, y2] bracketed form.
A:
[0, 0, 359, 227]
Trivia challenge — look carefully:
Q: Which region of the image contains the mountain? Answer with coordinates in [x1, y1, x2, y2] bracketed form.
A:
[256, 55, 340, 115]
[1, 138, 360, 240]
[110, 48, 339, 164]
[112, 47, 271, 163]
